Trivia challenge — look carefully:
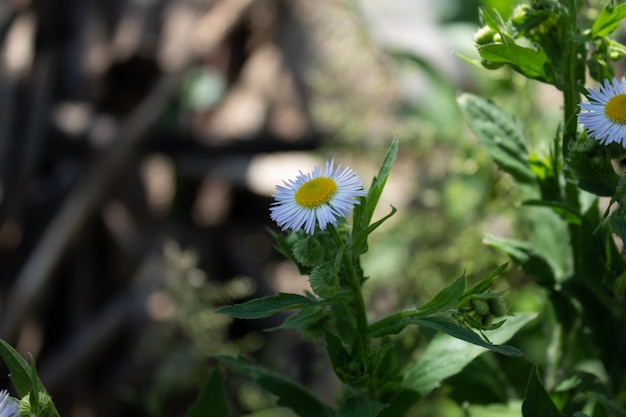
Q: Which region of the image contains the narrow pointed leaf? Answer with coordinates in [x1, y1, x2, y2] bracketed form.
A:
[403, 313, 536, 395]
[522, 365, 562, 417]
[217, 293, 319, 319]
[214, 356, 333, 417]
[187, 369, 230, 417]
[592, 3, 626, 38]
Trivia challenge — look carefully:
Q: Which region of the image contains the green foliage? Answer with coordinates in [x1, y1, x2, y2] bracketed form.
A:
[458, 94, 535, 184]
[217, 293, 320, 320]
[212, 138, 532, 416]
[213, 356, 333, 417]
[477, 43, 555, 83]
[0, 339, 60, 417]
[463, 1, 626, 416]
[522, 365, 562, 417]
[336, 396, 388, 417]
[591, 2, 626, 39]
[403, 313, 537, 395]
[186, 369, 230, 417]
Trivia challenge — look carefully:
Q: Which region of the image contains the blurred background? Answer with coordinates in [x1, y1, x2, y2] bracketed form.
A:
[0, 0, 562, 415]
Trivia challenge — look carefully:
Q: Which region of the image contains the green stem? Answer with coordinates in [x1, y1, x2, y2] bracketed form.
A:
[562, 1, 585, 273]
[328, 225, 371, 357]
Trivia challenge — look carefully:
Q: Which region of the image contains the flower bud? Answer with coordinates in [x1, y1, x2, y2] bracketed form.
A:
[19, 392, 55, 417]
[471, 298, 490, 316]
[291, 236, 325, 267]
[474, 26, 496, 45]
[487, 294, 508, 317]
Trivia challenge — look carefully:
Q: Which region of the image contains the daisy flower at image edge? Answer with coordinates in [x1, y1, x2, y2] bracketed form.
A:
[578, 76, 626, 146]
[0, 390, 18, 417]
[270, 160, 366, 234]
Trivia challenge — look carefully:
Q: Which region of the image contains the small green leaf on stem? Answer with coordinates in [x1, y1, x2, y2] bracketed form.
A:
[592, 3, 626, 39]
[477, 43, 555, 83]
[186, 369, 231, 417]
[217, 293, 319, 319]
[522, 364, 562, 417]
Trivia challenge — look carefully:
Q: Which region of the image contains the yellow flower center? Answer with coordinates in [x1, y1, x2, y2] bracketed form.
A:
[295, 177, 337, 208]
[604, 93, 626, 124]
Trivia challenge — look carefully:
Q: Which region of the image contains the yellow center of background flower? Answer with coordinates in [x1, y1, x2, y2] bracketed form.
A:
[604, 93, 626, 124]
[295, 177, 337, 208]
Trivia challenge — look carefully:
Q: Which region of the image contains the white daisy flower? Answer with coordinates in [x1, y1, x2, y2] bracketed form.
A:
[578, 76, 626, 146]
[0, 390, 18, 417]
[270, 160, 366, 234]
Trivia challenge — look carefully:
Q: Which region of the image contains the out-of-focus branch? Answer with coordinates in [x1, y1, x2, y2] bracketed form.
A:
[0, 0, 258, 343]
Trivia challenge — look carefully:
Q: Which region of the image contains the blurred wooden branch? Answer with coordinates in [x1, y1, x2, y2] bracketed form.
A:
[0, 0, 257, 343]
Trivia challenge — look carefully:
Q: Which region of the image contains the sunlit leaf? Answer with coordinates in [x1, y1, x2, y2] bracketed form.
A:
[414, 274, 465, 316]
[484, 234, 557, 287]
[458, 94, 535, 184]
[592, 3, 626, 38]
[402, 313, 536, 395]
[477, 43, 554, 83]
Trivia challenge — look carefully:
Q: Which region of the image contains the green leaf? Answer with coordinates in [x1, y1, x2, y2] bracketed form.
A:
[377, 390, 421, 417]
[522, 365, 562, 417]
[187, 369, 230, 417]
[351, 206, 397, 256]
[458, 94, 535, 184]
[353, 137, 399, 253]
[477, 43, 555, 83]
[370, 313, 524, 356]
[555, 371, 626, 417]
[324, 331, 350, 383]
[0, 340, 60, 417]
[0, 339, 34, 397]
[414, 274, 465, 316]
[214, 356, 333, 417]
[217, 293, 319, 319]
[592, 3, 626, 38]
[29, 354, 40, 414]
[336, 396, 388, 417]
[269, 306, 325, 331]
[402, 313, 536, 395]
[522, 200, 582, 225]
[484, 234, 557, 287]
[462, 262, 509, 299]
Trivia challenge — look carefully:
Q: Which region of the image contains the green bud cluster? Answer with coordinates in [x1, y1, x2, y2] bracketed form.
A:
[19, 392, 56, 417]
[459, 292, 508, 331]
